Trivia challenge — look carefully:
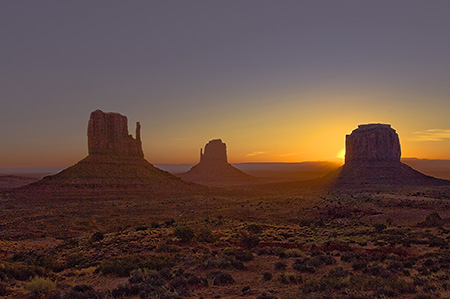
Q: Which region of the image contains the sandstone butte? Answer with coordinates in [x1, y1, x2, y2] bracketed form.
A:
[178, 139, 255, 185]
[327, 123, 450, 187]
[18, 110, 203, 198]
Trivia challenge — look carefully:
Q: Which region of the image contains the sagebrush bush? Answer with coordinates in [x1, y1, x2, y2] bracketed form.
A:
[98, 254, 172, 277]
[174, 226, 195, 243]
[25, 277, 56, 297]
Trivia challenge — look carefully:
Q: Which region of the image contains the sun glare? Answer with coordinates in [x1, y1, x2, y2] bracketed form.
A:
[336, 148, 346, 160]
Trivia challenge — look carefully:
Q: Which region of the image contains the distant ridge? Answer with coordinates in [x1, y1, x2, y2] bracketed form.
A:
[17, 110, 204, 197]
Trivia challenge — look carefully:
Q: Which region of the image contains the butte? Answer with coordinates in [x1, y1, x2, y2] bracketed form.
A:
[18, 110, 202, 198]
[327, 123, 450, 188]
[178, 139, 255, 185]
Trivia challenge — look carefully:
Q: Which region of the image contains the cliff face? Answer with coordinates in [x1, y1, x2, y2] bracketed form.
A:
[88, 110, 143, 158]
[345, 124, 400, 164]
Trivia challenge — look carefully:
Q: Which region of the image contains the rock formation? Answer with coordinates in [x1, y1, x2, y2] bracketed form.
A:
[88, 110, 144, 157]
[326, 123, 450, 187]
[345, 124, 400, 163]
[179, 139, 255, 185]
[19, 110, 202, 197]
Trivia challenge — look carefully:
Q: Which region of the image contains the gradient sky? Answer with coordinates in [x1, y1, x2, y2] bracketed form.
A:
[2, 1, 450, 167]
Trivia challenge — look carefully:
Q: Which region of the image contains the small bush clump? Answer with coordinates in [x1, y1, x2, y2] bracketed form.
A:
[25, 277, 56, 297]
[174, 226, 195, 243]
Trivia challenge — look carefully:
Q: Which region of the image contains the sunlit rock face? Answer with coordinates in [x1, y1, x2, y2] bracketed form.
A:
[345, 124, 400, 164]
[179, 139, 255, 185]
[88, 110, 143, 158]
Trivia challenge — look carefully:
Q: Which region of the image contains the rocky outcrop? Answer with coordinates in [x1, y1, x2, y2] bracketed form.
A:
[345, 124, 400, 163]
[88, 110, 143, 158]
[179, 139, 255, 185]
[18, 110, 203, 197]
[326, 123, 450, 188]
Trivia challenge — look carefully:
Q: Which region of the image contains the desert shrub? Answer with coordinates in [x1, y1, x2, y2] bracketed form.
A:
[129, 269, 165, 286]
[164, 219, 175, 227]
[262, 272, 273, 281]
[25, 277, 56, 297]
[169, 277, 189, 296]
[326, 266, 349, 278]
[275, 261, 287, 270]
[54, 285, 102, 299]
[257, 293, 278, 299]
[0, 261, 46, 281]
[196, 227, 215, 243]
[135, 225, 148, 231]
[428, 236, 446, 247]
[284, 249, 303, 258]
[388, 260, 405, 273]
[98, 254, 172, 277]
[90, 231, 104, 243]
[0, 283, 8, 296]
[202, 256, 246, 270]
[352, 258, 367, 271]
[374, 223, 387, 232]
[12, 252, 64, 272]
[174, 226, 195, 243]
[223, 248, 254, 261]
[150, 221, 160, 228]
[246, 224, 263, 234]
[341, 252, 357, 263]
[241, 233, 260, 249]
[293, 254, 335, 273]
[65, 252, 86, 268]
[186, 274, 207, 286]
[208, 271, 234, 285]
[279, 272, 302, 284]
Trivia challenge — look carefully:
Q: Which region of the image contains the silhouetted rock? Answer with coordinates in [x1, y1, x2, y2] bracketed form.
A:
[200, 139, 228, 164]
[325, 123, 450, 188]
[178, 139, 255, 185]
[18, 110, 203, 197]
[345, 124, 400, 163]
[88, 110, 143, 157]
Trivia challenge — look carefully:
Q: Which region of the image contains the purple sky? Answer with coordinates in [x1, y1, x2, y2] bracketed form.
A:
[2, 1, 450, 166]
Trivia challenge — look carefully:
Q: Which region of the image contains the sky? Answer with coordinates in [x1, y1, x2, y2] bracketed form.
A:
[1, 1, 450, 167]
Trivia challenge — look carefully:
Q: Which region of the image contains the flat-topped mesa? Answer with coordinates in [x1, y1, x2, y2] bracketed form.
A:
[345, 123, 401, 164]
[200, 139, 228, 164]
[88, 110, 144, 158]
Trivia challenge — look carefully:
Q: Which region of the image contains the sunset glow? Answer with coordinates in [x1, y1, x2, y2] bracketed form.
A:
[1, 1, 450, 169]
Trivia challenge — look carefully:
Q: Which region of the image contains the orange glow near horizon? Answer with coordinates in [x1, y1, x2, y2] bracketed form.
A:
[1, 89, 450, 168]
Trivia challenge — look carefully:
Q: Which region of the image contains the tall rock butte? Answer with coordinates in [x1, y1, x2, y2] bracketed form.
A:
[179, 139, 255, 185]
[88, 110, 144, 157]
[19, 110, 202, 197]
[327, 123, 449, 187]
